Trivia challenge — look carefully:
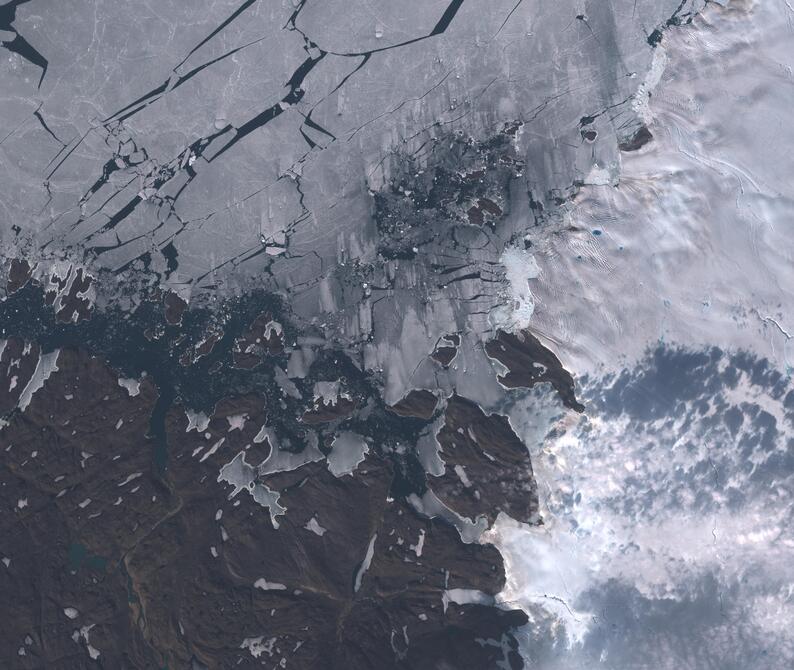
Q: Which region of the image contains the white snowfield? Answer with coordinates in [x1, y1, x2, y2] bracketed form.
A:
[490, 2, 794, 668]
[530, 0, 794, 376]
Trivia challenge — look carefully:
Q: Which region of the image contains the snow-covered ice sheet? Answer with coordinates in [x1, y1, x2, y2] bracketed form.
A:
[490, 2, 794, 667]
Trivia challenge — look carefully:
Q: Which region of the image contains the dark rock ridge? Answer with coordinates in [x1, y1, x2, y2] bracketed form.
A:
[163, 291, 188, 326]
[486, 329, 585, 413]
[7, 258, 33, 295]
[618, 125, 653, 152]
[430, 334, 460, 369]
[434, 395, 540, 525]
[0, 268, 561, 669]
[388, 390, 439, 421]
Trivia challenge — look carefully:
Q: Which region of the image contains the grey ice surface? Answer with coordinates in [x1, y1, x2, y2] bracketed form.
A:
[259, 428, 324, 474]
[327, 430, 369, 477]
[217, 451, 286, 527]
[1, 0, 703, 405]
[353, 533, 377, 593]
[17, 349, 59, 412]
